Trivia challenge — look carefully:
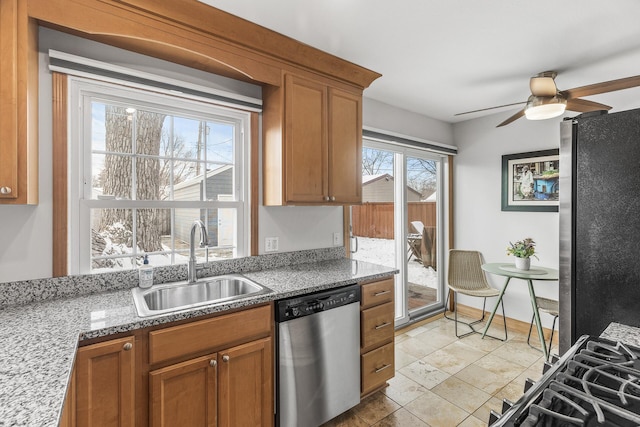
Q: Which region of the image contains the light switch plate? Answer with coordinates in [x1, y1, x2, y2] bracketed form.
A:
[333, 232, 342, 246]
[265, 237, 279, 252]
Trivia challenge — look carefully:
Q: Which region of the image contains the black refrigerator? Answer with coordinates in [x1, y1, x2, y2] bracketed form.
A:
[559, 108, 640, 353]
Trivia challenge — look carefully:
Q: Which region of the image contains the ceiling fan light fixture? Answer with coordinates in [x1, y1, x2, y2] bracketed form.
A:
[524, 94, 567, 120]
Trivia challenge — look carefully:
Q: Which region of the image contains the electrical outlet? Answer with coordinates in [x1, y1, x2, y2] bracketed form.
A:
[333, 232, 342, 246]
[265, 237, 279, 252]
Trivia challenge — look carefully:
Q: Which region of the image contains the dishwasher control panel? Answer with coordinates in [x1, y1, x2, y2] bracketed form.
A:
[276, 284, 360, 321]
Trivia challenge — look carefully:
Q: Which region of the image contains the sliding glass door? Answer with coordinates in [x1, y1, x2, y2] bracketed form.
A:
[351, 139, 446, 326]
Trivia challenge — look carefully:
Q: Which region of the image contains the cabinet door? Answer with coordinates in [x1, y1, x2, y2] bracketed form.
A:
[218, 337, 273, 427]
[59, 367, 76, 427]
[284, 74, 328, 203]
[149, 354, 217, 427]
[76, 337, 135, 427]
[0, 0, 38, 204]
[328, 88, 362, 204]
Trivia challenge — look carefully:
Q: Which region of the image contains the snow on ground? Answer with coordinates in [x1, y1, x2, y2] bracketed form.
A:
[352, 237, 438, 289]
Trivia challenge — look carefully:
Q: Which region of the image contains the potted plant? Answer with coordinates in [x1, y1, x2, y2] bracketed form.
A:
[506, 237, 538, 270]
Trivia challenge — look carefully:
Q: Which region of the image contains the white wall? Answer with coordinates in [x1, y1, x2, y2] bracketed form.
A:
[363, 98, 454, 146]
[452, 111, 562, 327]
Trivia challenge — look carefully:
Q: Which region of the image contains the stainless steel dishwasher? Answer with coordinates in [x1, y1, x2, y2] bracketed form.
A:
[276, 284, 361, 427]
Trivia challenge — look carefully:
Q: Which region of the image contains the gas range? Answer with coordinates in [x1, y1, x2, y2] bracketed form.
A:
[490, 335, 640, 426]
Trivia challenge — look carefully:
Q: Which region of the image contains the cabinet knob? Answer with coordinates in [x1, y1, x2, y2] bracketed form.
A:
[324, 196, 330, 201]
[0, 187, 12, 195]
[330, 196, 336, 201]
[210, 359, 217, 367]
[123, 342, 133, 351]
[222, 355, 230, 362]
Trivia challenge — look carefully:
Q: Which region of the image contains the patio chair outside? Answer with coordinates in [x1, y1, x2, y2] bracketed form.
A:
[407, 221, 437, 269]
[444, 249, 507, 340]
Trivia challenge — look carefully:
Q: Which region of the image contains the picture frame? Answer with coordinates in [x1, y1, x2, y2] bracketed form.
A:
[501, 149, 559, 212]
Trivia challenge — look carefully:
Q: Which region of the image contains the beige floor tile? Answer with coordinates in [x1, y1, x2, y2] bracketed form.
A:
[413, 327, 458, 349]
[474, 353, 527, 379]
[322, 408, 369, 427]
[372, 408, 429, 427]
[396, 337, 440, 359]
[382, 372, 428, 406]
[472, 396, 502, 425]
[495, 379, 527, 403]
[425, 341, 487, 375]
[399, 359, 450, 389]
[394, 333, 411, 344]
[431, 376, 492, 413]
[457, 415, 487, 427]
[454, 363, 515, 395]
[453, 332, 506, 353]
[352, 392, 401, 425]
[395, 347, 419, 369]
[405, 325, 431, 337]
[404, 390, 470, 426]
[490, 339, 544, 367]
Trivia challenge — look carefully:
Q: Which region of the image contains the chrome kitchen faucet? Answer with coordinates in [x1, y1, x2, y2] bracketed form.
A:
[188, 220, 209, 284]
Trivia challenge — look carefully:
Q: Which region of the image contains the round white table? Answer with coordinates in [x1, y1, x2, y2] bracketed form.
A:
[481, 263, 559, 359]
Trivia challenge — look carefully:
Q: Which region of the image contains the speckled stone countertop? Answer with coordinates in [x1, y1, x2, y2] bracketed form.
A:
[0, 254, 396, 427]
[600, 322, 640, 348]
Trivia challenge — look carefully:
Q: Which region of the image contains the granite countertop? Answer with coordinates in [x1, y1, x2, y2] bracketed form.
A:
[600, 322, 640, 348]
[0, 257, 396, 427]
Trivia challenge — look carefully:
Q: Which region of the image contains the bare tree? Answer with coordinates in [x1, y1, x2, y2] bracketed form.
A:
[362, 147, 393, 175]
[407, 158, 437, 198]
[100, 107, 166, 252]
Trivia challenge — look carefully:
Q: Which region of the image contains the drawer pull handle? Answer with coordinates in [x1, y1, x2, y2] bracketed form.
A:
[374, 364, 392, 373]
[123, 342, 132, 351]
[375, 322, 391, 330]
[374, 290, 391, 296]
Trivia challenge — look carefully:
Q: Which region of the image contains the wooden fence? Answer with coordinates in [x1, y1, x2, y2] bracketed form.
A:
[352, 202, 436, 239]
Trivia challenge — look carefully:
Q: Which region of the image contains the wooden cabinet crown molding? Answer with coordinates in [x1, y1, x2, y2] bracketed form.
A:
[27, 0, 381, 90]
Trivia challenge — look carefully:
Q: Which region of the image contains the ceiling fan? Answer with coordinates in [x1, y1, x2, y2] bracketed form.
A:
[456, 71, 640, 127]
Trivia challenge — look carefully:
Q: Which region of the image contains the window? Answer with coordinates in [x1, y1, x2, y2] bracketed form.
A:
[68, 78, 251, 274]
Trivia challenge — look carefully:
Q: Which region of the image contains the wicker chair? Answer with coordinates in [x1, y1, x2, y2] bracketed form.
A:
[527, 296, 559, 361]
[444, 249, 507, 340]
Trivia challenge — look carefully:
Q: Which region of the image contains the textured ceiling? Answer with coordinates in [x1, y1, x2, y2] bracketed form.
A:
[200, 0, 640, 124]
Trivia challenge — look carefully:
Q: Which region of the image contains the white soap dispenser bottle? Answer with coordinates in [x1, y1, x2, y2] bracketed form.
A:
[139, 255, 153, 289]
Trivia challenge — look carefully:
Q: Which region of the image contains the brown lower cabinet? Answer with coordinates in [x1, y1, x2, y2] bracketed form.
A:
[360, 277, 395, 397]
[61, 304, 273, 427]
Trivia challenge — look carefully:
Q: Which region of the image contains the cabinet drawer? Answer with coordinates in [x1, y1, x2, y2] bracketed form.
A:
[361, 302, 394, 353]
[361, 342, 394, 395]
[361, 278, 394, 309]
[149, 305, 271, 365]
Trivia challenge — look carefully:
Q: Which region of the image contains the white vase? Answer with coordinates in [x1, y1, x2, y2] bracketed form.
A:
[515, 257, 530, 270]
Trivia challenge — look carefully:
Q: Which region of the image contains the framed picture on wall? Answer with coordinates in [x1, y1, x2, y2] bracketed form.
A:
[501, 149, 559, 212]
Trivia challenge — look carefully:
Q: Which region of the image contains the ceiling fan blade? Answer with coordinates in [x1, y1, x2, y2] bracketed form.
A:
[562, 75, 640, 99]
[455, 101, 526, 116]
[566, 98, 612, 113]
[497, 109, 526, 127]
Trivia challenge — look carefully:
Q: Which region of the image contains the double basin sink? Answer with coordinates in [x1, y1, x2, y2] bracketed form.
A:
[132, 274, 272, 317]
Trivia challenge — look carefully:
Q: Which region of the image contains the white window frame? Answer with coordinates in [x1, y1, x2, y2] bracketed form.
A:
[68, 77, 251, 274]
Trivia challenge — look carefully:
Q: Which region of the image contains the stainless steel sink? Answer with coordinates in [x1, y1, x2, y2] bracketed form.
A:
[132, 274, 271, 317]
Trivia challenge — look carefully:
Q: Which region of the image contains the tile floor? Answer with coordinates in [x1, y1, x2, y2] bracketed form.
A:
[323, 315, 557, 427]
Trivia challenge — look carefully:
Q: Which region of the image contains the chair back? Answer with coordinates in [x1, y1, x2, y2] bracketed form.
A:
[447, 250, 491, 292]
[410, 220, 425, 234]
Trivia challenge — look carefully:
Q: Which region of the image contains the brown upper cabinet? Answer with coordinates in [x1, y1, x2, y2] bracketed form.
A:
[0, 0, 38, 205]
[263, 74, 363, 205]
[3, 0, 379, 205]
